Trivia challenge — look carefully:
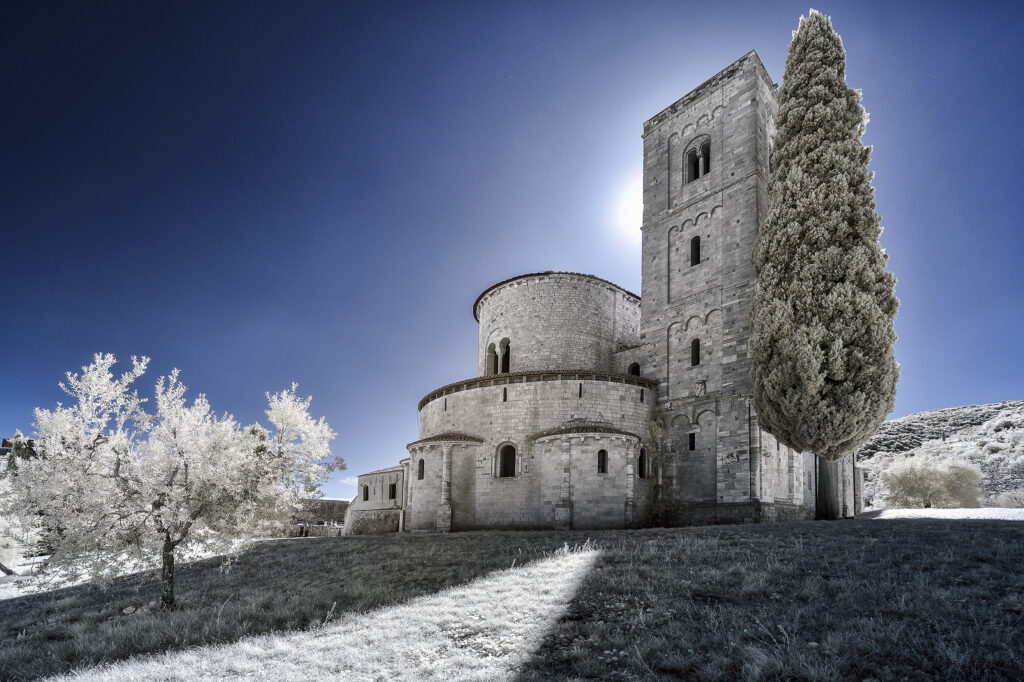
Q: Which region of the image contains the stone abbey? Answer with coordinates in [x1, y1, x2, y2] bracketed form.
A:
[344, 51, 858, 534]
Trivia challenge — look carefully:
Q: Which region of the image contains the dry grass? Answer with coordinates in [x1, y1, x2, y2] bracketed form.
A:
[1, 520, 1022, 680]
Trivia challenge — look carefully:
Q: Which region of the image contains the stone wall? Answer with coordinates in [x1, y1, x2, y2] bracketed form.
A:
[409, 375, 657, 530]
[343, 508, 401, 535]
[474, 273, 640, 376]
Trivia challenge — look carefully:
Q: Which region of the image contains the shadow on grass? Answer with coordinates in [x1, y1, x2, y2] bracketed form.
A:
[0, 531, 581, 680]
[512, 520, 1024, 681]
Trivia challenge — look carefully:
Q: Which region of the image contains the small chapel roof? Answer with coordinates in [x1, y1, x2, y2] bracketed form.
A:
[359, 465, 404, 476]
[407, 432, 485, 448]
[530, 422, 640, 442]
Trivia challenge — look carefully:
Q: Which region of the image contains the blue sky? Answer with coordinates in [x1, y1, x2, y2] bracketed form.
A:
[3, 1, 1022, 500]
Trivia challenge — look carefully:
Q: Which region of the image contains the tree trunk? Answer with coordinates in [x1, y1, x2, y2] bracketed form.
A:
[816, 456, 841, 520]
[160, 537, 176, 609]
[0, 559, 15, 576]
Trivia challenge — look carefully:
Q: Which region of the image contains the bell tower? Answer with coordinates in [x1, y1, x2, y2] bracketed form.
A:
[639, 51, 818, 523]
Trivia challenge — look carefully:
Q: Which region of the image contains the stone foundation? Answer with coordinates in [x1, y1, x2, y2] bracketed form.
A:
[667, 500, 815, 526]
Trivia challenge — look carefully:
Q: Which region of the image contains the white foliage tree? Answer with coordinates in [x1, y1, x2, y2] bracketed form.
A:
[881, 455, 981, 509]
[0, 433, 38, 576]
[1, 353, 341, 608]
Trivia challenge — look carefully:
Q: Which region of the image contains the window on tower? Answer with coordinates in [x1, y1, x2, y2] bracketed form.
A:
[487, 344, 498, 376]
[700, 141, 711, 174]
[686, 149, 700, 183]
[691, 339, 701, 366]
[597, 449, 608, 474]
[690, 236, 701, 266]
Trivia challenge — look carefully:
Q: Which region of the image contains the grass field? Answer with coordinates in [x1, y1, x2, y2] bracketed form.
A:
[2, 520, 1023, 680]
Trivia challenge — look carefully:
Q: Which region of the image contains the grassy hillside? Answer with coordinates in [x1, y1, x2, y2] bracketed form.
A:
[855, 401, 1024, 507]
[2, 522, 1023, 680]
[855, 400, 1024, 460]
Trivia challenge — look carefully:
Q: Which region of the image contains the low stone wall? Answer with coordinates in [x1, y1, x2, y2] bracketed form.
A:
[289, 524, 344, 538]
[344, 508, 401, 535]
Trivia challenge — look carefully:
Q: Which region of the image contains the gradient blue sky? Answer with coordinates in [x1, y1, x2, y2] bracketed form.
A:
[3, 1, 1022, 500]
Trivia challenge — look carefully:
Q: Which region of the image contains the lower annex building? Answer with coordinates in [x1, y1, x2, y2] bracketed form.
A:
[344, 51, 860, 535]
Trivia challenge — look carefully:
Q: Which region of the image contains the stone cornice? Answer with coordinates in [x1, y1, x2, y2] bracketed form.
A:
[643, 50, 776, 134]
[472, 271, 639, 322]
[418, 369, 658, 411]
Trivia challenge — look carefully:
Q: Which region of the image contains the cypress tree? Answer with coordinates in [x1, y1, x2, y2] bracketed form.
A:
[751, 12, 899, 476]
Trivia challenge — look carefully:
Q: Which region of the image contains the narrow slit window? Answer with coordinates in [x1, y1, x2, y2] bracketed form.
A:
[597, 449, 608, 474]
[443, 398, 447, 411]
[503, 387, 507, 402]
[638, 448, 647, 479]
[362, 485, 369, 502]
[640, 389, 644, 403]
[690, 235, 701, 266]
[388, 483, 396, 500]
[417, 459, 424, 480]
[688, 433, 696, 451]
[578, 383, 583, 398]
[691, 339, 701, 366]
[700, 141, 711, 174]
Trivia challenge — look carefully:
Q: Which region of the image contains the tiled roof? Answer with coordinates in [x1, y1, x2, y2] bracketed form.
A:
[472, 271, 639, 321]
[418, 369, 656, 411]
[531, 422, 640, 441]
[406, 432, 485, 448]
[360, 465, 404, 476]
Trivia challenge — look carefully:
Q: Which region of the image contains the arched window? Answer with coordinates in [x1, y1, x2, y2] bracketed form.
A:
[597, 449, 608, 474]
[578, 383, 583, 398]
[638, 448, 647, 479]
[686, 148, 700, 183]
[417, 459, 424, 480]
[691, 339, 701, 366]
[502, 387, 508, 402]
[487, 344, 498, 376]
[499, 339, 511, 373]
[628, 362, 640, 376]
[499, 444, 516, 477]
[640, 389, 645, 403]
[700, 140, 711, 174]
[690, 235, 701, 266]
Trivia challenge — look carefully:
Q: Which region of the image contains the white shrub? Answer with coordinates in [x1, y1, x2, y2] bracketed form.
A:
[880, 456, 982, 508]
[990, 490, 1024, 508]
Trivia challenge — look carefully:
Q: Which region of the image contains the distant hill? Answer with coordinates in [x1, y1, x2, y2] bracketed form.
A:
[856, 401, 1024, 508]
